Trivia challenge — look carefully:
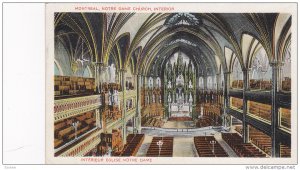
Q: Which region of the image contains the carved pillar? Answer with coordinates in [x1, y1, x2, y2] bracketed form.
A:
[242, 70, 249, 143]
[270, 62, 281, 157]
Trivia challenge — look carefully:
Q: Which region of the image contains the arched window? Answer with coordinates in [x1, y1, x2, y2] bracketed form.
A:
[220, 67, 224, 90]
[213, 75, 217, 90]
[199, 77, 204, 89]
[156, 77, 161, 88]
[148, 77, 153, 88]
[207, 76, 213, 90]
[249, 47, 272, 90]
[82, 67, 92, 78]
[108, 64, 116, 83]
[231, 57, 243, 89]
[54, 62, 62, 76]
[281, 44, 291, 92]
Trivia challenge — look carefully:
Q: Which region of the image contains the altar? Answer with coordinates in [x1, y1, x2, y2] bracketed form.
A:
[170, 103, 191, 117]
[164, 51, 195, 119]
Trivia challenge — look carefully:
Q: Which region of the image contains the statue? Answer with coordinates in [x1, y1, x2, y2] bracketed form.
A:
[167, 81, 172, 89]
[152, 93, 155, 103]
[108, 91, 112, 105]
[146, 95, 149, 105]
[189, 80, 193, 88]
[113, 90, 118, 105]
[157, 78, 161, 88]
[168, 93, 172, 103]
[189, 93, 193, 103]
[149, 78, 153, 88]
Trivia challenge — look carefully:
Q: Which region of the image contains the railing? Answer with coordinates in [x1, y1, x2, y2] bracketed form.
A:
[59, 129, 101, 157]
[54, 95, 101, 122]
[141, 126, 222, 132]
[105, 109, 136, 130]
[55, 127, 98, 154]
[125, 89, 137, 99]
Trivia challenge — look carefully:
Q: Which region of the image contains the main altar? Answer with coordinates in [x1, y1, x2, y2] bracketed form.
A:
[164, 51, 196, 118]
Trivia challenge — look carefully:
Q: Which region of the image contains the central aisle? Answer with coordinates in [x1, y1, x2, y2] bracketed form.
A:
[173, 137, 198, 157]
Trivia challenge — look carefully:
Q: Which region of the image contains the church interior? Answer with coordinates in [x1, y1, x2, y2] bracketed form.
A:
[53, 13, 292, 158]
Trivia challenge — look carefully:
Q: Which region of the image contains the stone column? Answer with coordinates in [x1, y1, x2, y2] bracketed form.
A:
[270, 62, 280, 157]
[120, 69, 127, 144]
[216, 74, 220, 104]
[242, 70, 249, 143]
[135, 74, 142, 133]
[95, 108, 101, 128]
[101, 65, 108, 84]
[93, 62, 102, 94]
[99, 63, 105, 93]
[223, 72, 230, 128]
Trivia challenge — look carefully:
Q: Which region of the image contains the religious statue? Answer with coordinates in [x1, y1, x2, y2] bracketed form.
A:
[167, 81, 172, 89]
[168, 93, 172, 103]
[189, 93, 193, 103]
[152, 93, 155, 103]
[146, 95, 149, 105]
[189, 80, 193, 88]
[113, 90, 118, 105]
[157, 78, 161, 88]
[149, 78, 153, 88]
[108, 91, 112, 105]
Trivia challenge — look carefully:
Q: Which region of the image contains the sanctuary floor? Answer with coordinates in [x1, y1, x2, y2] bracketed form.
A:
[162, 120, 195, 129]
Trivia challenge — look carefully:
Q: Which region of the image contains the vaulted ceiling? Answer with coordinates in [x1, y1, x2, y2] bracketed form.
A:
[55, 12, 291, 78]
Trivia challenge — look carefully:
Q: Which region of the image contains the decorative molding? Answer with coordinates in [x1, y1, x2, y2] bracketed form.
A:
[54, 95, 101, 122]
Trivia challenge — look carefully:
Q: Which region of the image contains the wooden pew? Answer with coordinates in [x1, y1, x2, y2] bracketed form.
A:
[54, 139, 63, 148]
[194, 136, 228, 157]
[222, 133, 267, 157]
[280, 145, 291, 157]
[58, 126, 73, 139]
[146, 137, 173, 157]
[249, 126, 272, 156]
[120, 134, 145, 156]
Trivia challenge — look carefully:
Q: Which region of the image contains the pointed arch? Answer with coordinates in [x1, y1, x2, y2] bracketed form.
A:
[54, 60, 63, 76]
